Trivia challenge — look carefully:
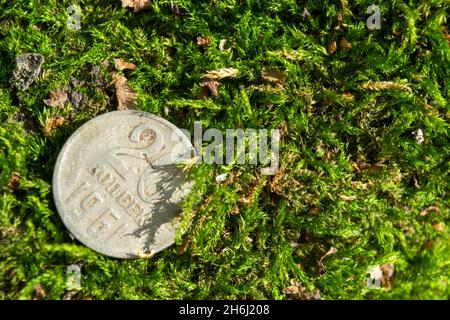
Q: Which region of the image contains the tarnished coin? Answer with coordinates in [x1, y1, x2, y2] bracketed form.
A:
[53, 110, 195, 258]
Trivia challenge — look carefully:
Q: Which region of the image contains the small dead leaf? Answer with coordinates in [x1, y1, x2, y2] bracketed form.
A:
[420, 205, 440, 217]
[6, 172, 20, 190]
[433, 222, 445, 232]
[114, 58, 137, 71]
[196, 36, 210, 47]
[44, 116, 65, 135]
[44, 89, 68, 108]
[203, 67, 238, 80]
[283, 279, 322, 300]
[199, 78, 219, 98]
[283, 280, 305, 296]
[112, 72, 138, 110]
[339, 37, 352, 50]
[33, 283, 46, 299]
[261, 68, 287, 86]
[121, 0, 152, 12]
[175, 236, 190, 255]
[328, 40, 337, 54]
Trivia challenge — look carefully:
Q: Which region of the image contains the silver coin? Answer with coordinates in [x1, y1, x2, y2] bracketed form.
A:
[53, 110, 195, 258]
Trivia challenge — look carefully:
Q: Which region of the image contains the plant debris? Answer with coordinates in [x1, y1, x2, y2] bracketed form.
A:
[282, 280, 322, 300]
[261, 68, 287, 86]
[199, 78, 219, 98]
[196, 36, 210, 47]
[114, 58, 137, 71]
[112, 72, 138, 110]
[6, 172, 20, 190]
[11, 53, 45, 91]
[121, 0, 152, 12]
[44, 89, 68, 108]
[328, 40, 337, 54]
[318, 246, 338, 274]
[43, 116, 65, 135]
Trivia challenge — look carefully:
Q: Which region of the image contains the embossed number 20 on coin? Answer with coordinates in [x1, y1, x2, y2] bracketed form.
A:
[53, 111, 195, 258]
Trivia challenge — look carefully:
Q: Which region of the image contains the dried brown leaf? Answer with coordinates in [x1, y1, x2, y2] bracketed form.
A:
[199, 78, 219, 98]
[121, 0, 152, 12]
[261, 68, 287, 86]
[283, 279, 322, 300]
[44, 116, 65, 135]
[112, 72, 138, 110]
[196, 36, 210, 47]
[6, 172, 20, 190]
[44, 89, 68, 108]
[114, 58, 137, 71]
[328, 40, 337, 54]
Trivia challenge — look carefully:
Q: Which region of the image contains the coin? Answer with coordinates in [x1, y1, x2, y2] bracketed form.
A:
[53, 110, 195, 258]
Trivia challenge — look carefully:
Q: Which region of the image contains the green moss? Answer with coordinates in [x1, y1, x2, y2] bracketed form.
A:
[0, 0, 449, 299]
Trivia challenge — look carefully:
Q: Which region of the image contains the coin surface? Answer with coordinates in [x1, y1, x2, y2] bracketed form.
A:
[53, 110, 195, 258]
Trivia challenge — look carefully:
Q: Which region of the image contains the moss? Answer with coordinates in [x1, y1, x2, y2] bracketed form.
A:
[0, 0, 449, 299]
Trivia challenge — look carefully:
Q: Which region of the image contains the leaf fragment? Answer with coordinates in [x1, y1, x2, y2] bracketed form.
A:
[261, 68, 287, 86]
[114, 58, 137, 71]
[44, 116, 65, 135]
[112, 72, 138, 110]
[121, 0, 152, 12]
